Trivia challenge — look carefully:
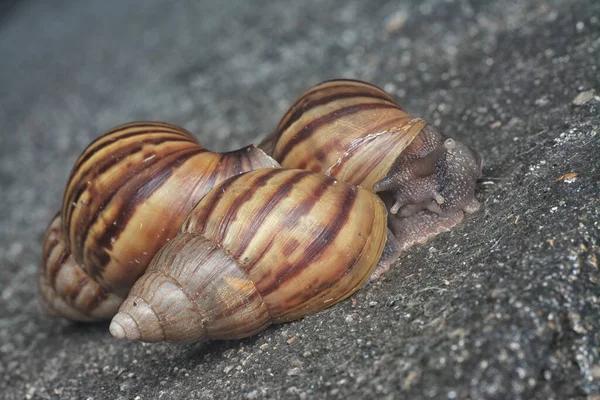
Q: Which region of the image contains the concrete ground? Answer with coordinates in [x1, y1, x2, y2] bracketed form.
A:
[0, 0, 598, 399]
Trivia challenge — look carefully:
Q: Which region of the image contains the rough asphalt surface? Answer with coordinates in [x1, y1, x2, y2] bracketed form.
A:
[1, 0, 599, 399]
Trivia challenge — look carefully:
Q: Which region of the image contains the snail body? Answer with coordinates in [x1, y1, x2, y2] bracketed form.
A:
[39, 121, 279, 321]
[110, 168, 389, 343]
[261, 79, 483, 273]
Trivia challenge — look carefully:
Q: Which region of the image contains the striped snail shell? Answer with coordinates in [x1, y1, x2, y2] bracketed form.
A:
[110, 168, 389, 343]
[39, 121, 279, 321]
[260, 79, 483, 273]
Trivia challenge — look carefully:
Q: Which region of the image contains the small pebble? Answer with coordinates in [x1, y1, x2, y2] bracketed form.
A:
[572, 89, 595, 105]
[385, 11, 409, 33]
[223, 365, 235, 374]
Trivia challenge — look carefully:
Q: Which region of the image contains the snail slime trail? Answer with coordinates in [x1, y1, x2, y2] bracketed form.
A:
[261, 79, 483, 277]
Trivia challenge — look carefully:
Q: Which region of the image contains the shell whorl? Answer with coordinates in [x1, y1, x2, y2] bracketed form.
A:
[110, 234, 271, 342]
[40, 121, 280, 321]
[111, 168, 389, 343]
[266, 79, 426, 190]
[38, 214, 124, 321]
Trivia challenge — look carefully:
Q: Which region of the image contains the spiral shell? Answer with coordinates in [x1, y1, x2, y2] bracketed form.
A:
[263, 79, 427, 189]
[39, 121, 279, 321]
[261, 79, 482, 273]
[110, 168, 388, 343]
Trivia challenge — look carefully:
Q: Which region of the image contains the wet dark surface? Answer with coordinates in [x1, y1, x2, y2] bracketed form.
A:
[0, 0, 598, 399]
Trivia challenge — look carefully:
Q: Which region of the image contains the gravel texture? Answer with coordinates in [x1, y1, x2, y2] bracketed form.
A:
[1, 0, 599, 399]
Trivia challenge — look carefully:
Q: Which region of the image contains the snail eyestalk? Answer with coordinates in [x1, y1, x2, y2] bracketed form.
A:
[373, 124, 483, 254]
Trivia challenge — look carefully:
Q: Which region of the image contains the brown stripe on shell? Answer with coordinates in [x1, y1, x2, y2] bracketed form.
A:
[230, 170, 313, 261]
[49, 249, 71, 289]
[275, 84, 398, 137]
[186, 169, 281, 237]
[65, 125, 197, 218]
[240, 146, 265, 171]
[41, 214, 63, 268]
[282, 239, 301, 258]
[277, 80, 396, 131]
[42, 238, 60, 270]
[274, 80, 394, 133]
[297, 139, 347, 173]
[70, 141, 186, 265]
[64, 135, 197, 239]
[85, 286, 110, 312]
[70, 122, 197, 176]
[259, 184, 358, 297]
[69, 278, 89, 302]
[278, 103, 400, 163]
[213, 168, 289, 244]
[65, 122, 198, 204]
[73, 143, 207, 259]
[83, 146, 206, 279]
[319, 79, 397, 101]
[243, 175, 331, 272]
[64, 135, 182, 240]
[314, 149, 327, 162]
[182, 172, 247, 234]
[39, 215, 125, 321]
[280, 196, 376, 317]
[97, 121, 196, 144]
[70, 127, 190, 177]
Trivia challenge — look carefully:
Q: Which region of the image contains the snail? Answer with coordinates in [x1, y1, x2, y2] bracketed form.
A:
[38, 121, 279, 321]
[40, 79, 483, 343]
[260, 79, 483, 276]
[109, 168, 389, 343]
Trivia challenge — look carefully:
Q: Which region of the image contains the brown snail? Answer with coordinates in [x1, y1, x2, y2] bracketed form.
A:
[110, 168, 389, 343]
[260, 79, 483, 276]
[40, 79, 483, 344]
[38, 121, 279, 321]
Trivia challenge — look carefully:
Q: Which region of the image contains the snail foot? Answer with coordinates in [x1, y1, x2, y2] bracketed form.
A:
[368, 229, 400, 282]
[387, 208, 466, 254]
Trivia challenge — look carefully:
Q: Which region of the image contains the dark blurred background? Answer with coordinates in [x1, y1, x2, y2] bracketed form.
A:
[1, 1, 598, 399]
